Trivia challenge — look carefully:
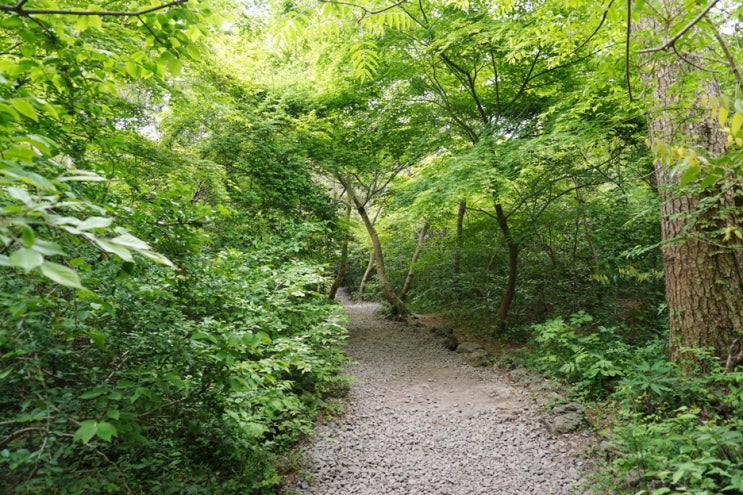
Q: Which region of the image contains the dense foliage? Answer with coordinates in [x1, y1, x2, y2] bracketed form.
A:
[1, 2, 347, 493]
[1, 0, 741, 493]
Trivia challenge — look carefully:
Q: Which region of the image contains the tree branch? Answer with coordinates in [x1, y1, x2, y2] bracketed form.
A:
[0, 0, 189, 17]
[562, 0, 615, 59]
[317, 0, 407, 16]
[637, 0, 721, 54]
[712, 28, 743, 89]
[625, 0, 635, 102]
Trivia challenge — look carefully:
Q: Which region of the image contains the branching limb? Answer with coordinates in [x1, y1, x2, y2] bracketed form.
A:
[317, 0, 407, 16]
[637, 0, 721, 54]
[712, 28, 743, 89]
[563, 0, 615, 59]
[0, 0, 188, 17]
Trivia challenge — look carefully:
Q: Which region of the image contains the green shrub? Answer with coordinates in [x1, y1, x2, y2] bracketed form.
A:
[527, 311, 631, 399]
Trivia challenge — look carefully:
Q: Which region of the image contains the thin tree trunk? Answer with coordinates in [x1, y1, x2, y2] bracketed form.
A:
[494, 203, 519, 333]
[340, 176, 409, 316]
[453, 200, 466, 274]
[357, 250, 375, 303]
[400, 222, 429, 301]
[357, 206, 383, 303]
[330, 202, 352, 300]
[639, 7, 743, 364]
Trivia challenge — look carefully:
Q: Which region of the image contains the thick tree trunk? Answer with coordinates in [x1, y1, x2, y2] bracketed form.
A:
[400, 222, 429, 301]
[639, 8, 743, 364]
[357, 250, 375, 303]
[453, 200, 466, 274]
[329, 202, 352, 300]
[494, 203, 519, 333]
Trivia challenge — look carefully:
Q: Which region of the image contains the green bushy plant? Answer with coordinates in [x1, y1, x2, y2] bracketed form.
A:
[603, 350, 743, 495]
[527, 311, 631, 398]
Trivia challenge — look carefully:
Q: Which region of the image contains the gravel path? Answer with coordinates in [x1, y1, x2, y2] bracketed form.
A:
[282, 293, 592, 495]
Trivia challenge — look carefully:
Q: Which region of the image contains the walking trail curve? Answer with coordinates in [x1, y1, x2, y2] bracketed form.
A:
[282, 292, 593, 495]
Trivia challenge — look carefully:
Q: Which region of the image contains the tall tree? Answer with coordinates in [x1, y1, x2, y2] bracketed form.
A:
[634, 1, 743, 364]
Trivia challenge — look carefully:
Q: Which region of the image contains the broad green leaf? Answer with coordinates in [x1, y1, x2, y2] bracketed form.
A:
[40, 261, 83, 289]
[680, 165, 700, 186]
[9, 248, 43, 272]
[74, 420, 98, 444]
[109, 233, 151, 250]
[7, 187, 32, 205]
[94, 239, 134, 262]
[0, 254, 10, 267]
[136, 249, 175, 267]
[79, 388, 107, 399]
[31, 239, 66, 256]
[731, 111, 742, 137]
[77, 216, 112, 231]
[10, 99, 38, 122]
[95, 422, 117, 441]
[719, 106, 729, 126]
[20, 224, 34, 248]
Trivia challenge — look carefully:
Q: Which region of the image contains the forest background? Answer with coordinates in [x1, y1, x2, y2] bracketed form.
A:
[0, 0, 741, 494]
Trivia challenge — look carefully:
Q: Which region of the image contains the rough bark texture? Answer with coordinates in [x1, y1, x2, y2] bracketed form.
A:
[401, 222, 429, 301]
[640, 7, 743, 364]
[495, 203, 519, 333]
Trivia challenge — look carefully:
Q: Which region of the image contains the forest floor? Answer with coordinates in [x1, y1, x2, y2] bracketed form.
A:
[281, 292, 596, 495]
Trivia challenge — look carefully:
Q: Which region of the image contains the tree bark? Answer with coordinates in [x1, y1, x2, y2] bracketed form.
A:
[453, 200, 466, 274]
[639, 7, 743, 364]
[357, 250, 375, 303]
[400, 222, 429, 301]
[340, 176, 409, 316]
[494, 203, 519, 333]
[329, 202, 352, 300]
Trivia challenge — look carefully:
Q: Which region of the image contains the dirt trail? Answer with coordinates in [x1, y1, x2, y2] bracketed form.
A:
[282, 293, 592, 495]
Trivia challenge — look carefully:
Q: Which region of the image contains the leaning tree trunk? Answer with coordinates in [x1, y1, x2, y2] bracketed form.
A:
[639, 8, 743, 365]
[494, 203, 519, 334]
[340, 177, 409, 316]
[329, 202, 352, 300]
[357, 250, 375, 303]
[400, 222, 429, 301]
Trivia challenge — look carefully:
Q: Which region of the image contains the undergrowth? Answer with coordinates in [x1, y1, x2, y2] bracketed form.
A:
[523, 313, 743, 495]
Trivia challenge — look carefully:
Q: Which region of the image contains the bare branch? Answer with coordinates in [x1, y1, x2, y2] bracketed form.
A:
[0, 0, 188, 17]
[637, 0, 721, 54]
[562, 0, 615, 59]
[317, 0, 407, 16]
[712, 28, 743, 89]
[625, 0, 635, 102]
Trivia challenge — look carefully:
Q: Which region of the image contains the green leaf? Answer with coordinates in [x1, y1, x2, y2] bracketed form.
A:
[680, 164, 700, 186]
[731, 111, 742, 137]
[95, 422, 117, 441]
[136, 249, 175, 268]
[80, 388, 107, 400]
[21, 224, 34, 248]
[77, 216, 112, 231]
[9, 248, 43, 272]
[10, 99, 38, 122]
[40, 261, 84, 289]
[74, 420, 98, 444]
[31, 239, 66, 256]
[109, 233, 151, 250]
[94, 239, 134, 262]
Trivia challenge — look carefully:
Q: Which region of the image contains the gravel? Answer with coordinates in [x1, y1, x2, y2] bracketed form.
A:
[282, 293, 592, 495]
